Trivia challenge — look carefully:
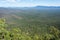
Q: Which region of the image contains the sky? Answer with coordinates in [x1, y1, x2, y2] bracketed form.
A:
[0, 0, 60, 7]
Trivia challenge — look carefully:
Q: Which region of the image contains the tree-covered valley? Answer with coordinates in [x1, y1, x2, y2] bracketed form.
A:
[0, 6, 60, 40]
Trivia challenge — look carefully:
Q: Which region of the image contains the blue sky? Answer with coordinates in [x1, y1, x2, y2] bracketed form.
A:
[0, 0, 60, 7]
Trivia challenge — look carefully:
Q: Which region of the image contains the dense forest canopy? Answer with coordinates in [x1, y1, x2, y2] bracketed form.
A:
[0, 7, 60, 40]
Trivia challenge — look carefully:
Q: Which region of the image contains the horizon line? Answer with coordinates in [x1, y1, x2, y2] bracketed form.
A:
[0, 5, 60, 8]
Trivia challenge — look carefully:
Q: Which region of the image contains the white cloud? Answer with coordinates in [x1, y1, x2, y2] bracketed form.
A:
[7, 0, 16, 2]
[0, 0, 16, 2]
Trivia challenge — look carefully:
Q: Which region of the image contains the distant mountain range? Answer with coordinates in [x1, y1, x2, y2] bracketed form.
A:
[0, 6, 60, 8]
[0, 6, 60, 18]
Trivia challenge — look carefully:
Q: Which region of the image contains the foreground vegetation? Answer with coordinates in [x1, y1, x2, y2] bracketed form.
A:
[0, 18, 60, 40]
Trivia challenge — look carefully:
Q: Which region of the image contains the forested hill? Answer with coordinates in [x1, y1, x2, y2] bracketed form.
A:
[0, 6, 60, 28]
